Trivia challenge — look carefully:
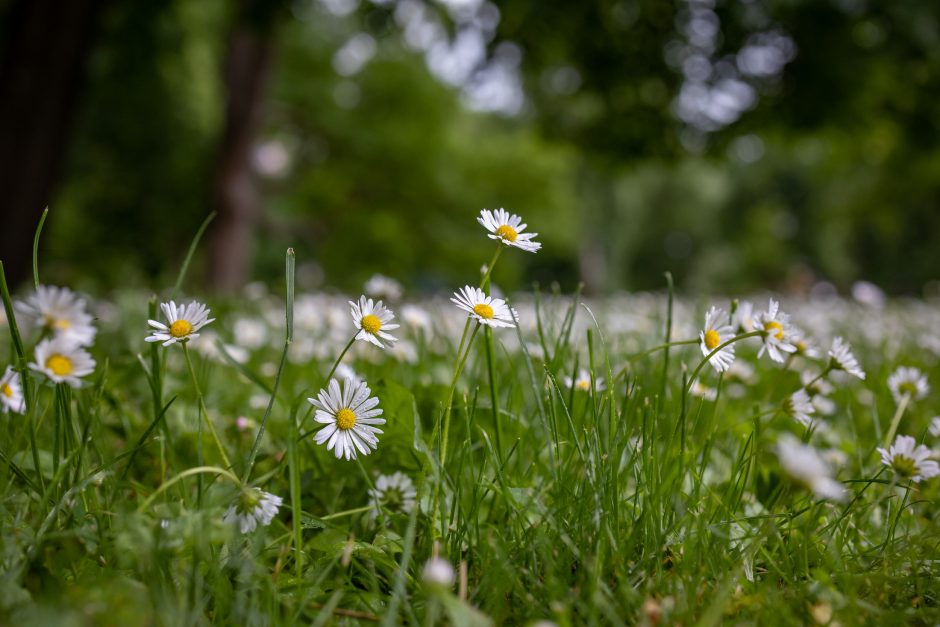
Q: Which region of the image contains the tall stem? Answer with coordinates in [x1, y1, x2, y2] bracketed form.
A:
[325, 335, 357, 383]
[883, 394, 910, 447]
[181, 343, 232, 469]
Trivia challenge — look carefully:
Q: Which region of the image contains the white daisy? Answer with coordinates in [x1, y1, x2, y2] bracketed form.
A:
[477, 208, 541, 253]
[0, 366, 25, 414]
[349, 296, 399, 349]
[369, 471, 417, 518]
[789, 327, 821, 359]
[699, 306, 736, 373]
[223, 487, 283, 534]
[363, 273, 403, 301]
[775, 436, 847, 502]
[563, 368, 606, 392]
[753, 298, 797, 363]
[422, 556, 456, 587]
[690, 380, 718, 401]
[828, 337, 865, 380]
[887, 366, 929, 404]
[877, 435, 939, 483]
[930, 417, 940, 438]
[732, 300, 755, 333]
[451, 286, 516, 328]
[400, 304, 432, 332]
[29, 337, 96, 387]
[783, 389, 816, 427]
[308, 378, 385, 460]
[232, 317, 268, 350]
[15, 285, 97, 347]
[801, 370, 836, 415]
[146, 300, 214, 347]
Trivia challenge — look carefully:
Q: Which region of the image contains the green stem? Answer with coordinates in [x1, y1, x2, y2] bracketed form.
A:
[883, 394, 910, 447]
[484, 326, 502, 461]
[137, 466, 241, 512]
[321, 504, 375, 520]
[325, 335, 357, 383]
[479, 244, 503, 291]
[181, 343, 232, 470]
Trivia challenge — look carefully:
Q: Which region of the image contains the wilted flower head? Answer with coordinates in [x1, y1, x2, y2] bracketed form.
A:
[223, 487, 283, 534]
[828, 337, 865, 380]
[887, 366, 929, 404]
[877, 435, 939, 483]
[146, 300, 214, 347]
[15, 285, 97, 347]
[477, 208, 541, 253]
[775, 436, 847, 502]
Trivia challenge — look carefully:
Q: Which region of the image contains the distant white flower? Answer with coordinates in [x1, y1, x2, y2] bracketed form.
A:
[30, 337, 96, 387]
[334, 362, 362, 384]
[349, 296, 399, 349]
[223, 488, 283, 533]
[0, 366, 25, 414]
[789, 327, 821, 359]
[699, 306, 736, 373]
[930, 417, 940, 438]
[828, 337, 865, 380]
[801, 370, 836, 415]
[146, 300, 214, 347]
[775, 436, 847, 502]
[232, 317, 268, 350]
[15, 285, 97, 347]
[690, 380, 718, 401]
[563, 368, 606, 392]
[784, 389, 816, 427]
[422, 556, 456, 587]
[451, 286, 516, 328]
[364, 273, 403, 301]
[308, 378, 385, 460]
[477, 208, 541, 253]
[877, 435, 939, 483]
[887, 366, 929, 404]
[400, 304, 432, 332]
[369, 471, 417, 518]
[732, 300, 755, 333]
[753, 299, 796, 363]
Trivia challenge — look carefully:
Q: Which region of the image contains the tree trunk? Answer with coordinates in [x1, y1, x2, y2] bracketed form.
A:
[206, 1, 279, 292]
[0, 0, 105, 287]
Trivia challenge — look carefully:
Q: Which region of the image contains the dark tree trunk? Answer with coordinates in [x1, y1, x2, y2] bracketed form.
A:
[0, 0, 105, 287]
[206, 0, 280, 292]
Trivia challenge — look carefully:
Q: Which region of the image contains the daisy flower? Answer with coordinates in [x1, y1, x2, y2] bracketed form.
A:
[363, 273, 403, 301]
[801, 370, 836, 415]
[789, 327, 821, 359]
[349, 296, 399, 348]
[753, 298, 797, 363]
[783, 389, 816, 427]
[223, 487, 283, 534]
[690, 380, 718, 401]
[451, 286, 516, 328]
[699, 306, 736, 373]
[477, 208, 541, 253]
[30, 337, 96, 387]
[887, 366, 929, 404]
[15, 285, 97, 347]
[400, 304, 432, 332]
[146, 300, 214, 347]
[369, 471, 417, 518]
[732, 300, 755, 333]
[877, 435, 939, 483]
[827, 337, 865, 380]
[775, 436, 847, 502]
[308, 378, 385, 460]
[0, 366, 25, 414]
[563, 368, 606, 392]
[930, 417, 940, 438]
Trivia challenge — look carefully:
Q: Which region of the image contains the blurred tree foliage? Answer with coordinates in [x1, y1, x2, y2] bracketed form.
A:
[21, 0, 940, 295]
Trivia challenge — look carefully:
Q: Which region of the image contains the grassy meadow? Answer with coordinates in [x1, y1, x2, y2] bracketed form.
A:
[1, 212, 939, 626]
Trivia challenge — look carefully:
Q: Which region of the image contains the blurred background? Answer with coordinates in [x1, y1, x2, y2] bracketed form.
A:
[1, 0, 938, 297]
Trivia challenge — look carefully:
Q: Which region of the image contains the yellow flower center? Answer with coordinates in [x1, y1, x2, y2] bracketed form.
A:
[44, 315, 71, 330]
[898, 382, 918, 397]
[169, 319, 193, 338]
[796, 340, 807, 354]
[764, 321, 784, 340]
[361, 314, 382, 334]
[1, 383, 12, 398]
[576, 379, 591, 391]
[495, 224, 518, 242]
[45, 354, 73, 376]
[336, 408, 356, 430]
[704, 329, 721, 350]
[473, 303, 494, 319]
[891, 455, 917, 477]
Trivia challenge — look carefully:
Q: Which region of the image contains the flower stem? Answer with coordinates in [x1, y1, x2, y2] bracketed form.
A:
[181, 343, 232, 470]
[479, 244, 503, 291]
[137, 465, 241, 512]
[325, 335, 357, 383]
[883, 394, 910, 447]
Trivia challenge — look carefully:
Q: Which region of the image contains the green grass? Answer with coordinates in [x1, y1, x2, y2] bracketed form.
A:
[1, 241, 939, 626]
